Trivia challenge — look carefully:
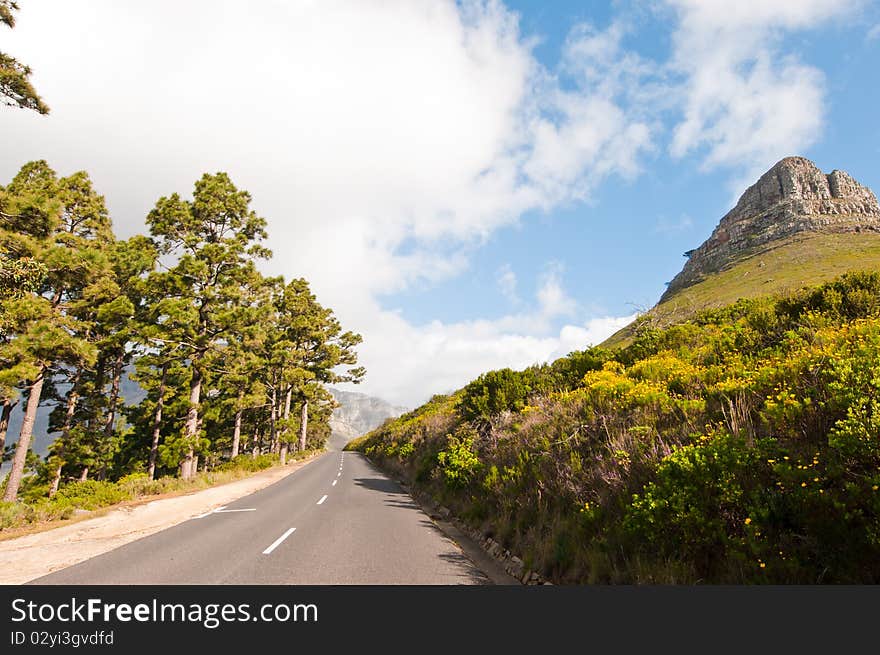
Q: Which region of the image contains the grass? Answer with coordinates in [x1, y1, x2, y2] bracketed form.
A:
[603, 232, 880, 347]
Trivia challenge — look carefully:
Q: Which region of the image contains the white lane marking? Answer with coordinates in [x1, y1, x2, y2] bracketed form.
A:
[193, 505, 256, 519]
[332, 480, 338, 486]
[193, 505, 226, 519]
[262, 528, 296, 555]
[317, 494, 328, 505]
[336, 472, 341, 478]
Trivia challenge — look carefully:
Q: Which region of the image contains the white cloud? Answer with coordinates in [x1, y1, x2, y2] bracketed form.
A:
[666, 0, 859, 183]
[2, 1, 857, 407]
[496, 264, 520, 304]
[654, 214, 694, 233]
[868, 23, 880, 40]
[536, 263, 577, 320]
[2, 1, 646, 406]
[336, 296, 637, 406]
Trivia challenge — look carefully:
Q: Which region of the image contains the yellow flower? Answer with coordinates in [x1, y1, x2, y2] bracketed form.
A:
[744, 517, 752, 525]
[873, 485, 878, 491]
[759, 562, 766, 569]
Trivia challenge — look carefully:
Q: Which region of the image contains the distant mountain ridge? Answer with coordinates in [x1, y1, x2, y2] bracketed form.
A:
[328, 388, 407, 442]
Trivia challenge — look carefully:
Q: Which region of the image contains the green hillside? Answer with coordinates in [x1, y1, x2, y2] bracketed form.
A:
[604, 232, 880, 347]
[348, 272, 880, 583]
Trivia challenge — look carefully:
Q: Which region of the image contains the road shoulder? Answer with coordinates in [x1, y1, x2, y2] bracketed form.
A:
[0, 453, 322, 585]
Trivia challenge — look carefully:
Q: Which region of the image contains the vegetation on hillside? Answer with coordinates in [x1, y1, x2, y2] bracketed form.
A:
[0, 160, 363, 510]
[349, 272, 880, 583]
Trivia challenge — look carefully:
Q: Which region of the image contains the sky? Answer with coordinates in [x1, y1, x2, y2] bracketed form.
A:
[2, 0, 880, 408]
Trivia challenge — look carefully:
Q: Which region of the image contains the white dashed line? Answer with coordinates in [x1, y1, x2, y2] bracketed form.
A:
[317, 494, 328, 505]
[262, 528, 296, 555]
[193, 505, 256, 519]
[332, 480, 337, 486]
[337, 472, 341, 477]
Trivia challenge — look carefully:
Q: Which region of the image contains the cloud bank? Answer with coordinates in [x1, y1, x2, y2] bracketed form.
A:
[1, 0, 857, 405]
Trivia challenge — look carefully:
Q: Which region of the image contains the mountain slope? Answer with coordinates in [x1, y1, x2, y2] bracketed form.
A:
[604, 157, 880, 347]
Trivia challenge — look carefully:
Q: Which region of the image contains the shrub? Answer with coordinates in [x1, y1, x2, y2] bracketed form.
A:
[52, 480, 129, 510]
[458, 368, 535, 424]
[436, 432, 482, 488]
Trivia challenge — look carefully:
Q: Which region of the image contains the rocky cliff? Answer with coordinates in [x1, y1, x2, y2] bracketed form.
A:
[662, 157, 880, 300]
[329, 389, 407, 442]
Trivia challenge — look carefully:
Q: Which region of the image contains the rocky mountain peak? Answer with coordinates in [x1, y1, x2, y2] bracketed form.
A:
[662, 156, 880, 299]
[328, 388, 407, 442]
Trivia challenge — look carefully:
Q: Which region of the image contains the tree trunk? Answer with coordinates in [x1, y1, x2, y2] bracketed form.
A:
[299, 397, 308, 453]
[231, 389, 244, 459]
[269, 385, 278, 455]
[3, 368, 46, 502]
[283, 385, 292, 448]
[147, 365, 167, 480]
[252, 422, 260, 459]
[0, 398, 15, 456]
[103, 349, 125, 440]
[79, 466, 89, 482]
[49, 374, 80, 497]
[181, 367, 202, 480]
[49, 462, 63, 497]
[279, 386, 292, 464]
[87, 355, 107, 433]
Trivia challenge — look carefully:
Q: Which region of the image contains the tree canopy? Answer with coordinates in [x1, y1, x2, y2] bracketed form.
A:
[0, 161, 363, 500]
[0, 1, 48, 114]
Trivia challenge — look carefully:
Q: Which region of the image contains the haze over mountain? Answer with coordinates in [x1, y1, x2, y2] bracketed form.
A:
[328, 389, 407, 443]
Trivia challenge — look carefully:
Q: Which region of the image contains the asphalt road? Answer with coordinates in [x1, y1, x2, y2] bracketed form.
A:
[30, 435, 490, 585]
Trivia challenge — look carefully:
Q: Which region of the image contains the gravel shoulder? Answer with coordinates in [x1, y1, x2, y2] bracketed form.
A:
[0, 454, 320, 584]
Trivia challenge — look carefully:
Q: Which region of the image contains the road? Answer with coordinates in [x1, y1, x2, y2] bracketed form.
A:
[30, 434, 491, 585]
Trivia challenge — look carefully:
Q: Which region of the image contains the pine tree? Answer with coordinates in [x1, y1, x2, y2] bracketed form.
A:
[145, 172, 270, 479]
[1, 162, 110, 501]
[0, 1, 49, 114]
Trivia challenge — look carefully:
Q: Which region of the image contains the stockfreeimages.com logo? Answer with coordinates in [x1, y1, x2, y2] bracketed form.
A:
[11, 597, 318, 630]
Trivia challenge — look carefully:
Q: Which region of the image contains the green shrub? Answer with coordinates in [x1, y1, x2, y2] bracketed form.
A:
[436, 432, 482, 488]
[52, 480, 129, 510]
[218, 453, 279, 472]
[0, 501, 33, 530]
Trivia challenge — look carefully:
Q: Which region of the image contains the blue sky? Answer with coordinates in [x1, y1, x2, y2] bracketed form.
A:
[385, 0, 880, 326]
[3, 0, 880, 406]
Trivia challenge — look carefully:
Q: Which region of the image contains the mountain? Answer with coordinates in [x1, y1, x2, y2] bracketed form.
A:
[328, 389, 407, 442]
[605, 156, 880, 346]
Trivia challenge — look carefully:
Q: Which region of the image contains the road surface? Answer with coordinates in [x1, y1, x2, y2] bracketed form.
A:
[30, 435, 490, 585]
